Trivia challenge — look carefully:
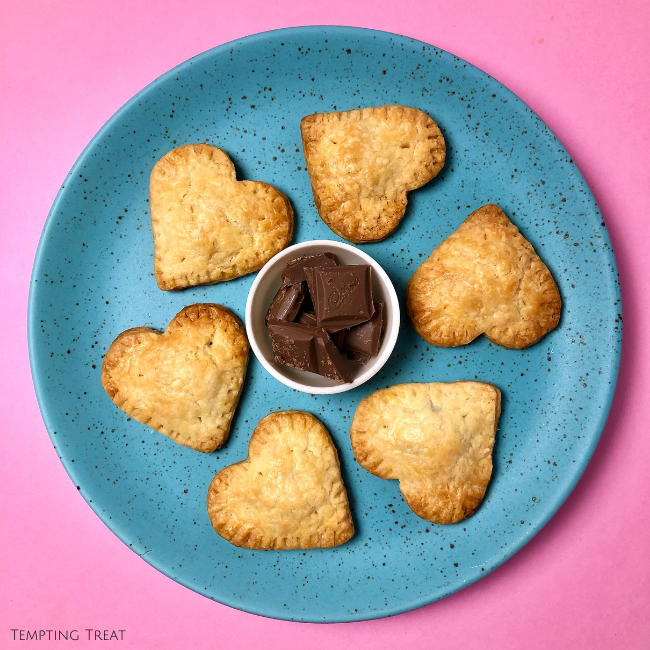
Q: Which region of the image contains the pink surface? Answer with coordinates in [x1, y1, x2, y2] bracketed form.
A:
[1, 0, 649, 647]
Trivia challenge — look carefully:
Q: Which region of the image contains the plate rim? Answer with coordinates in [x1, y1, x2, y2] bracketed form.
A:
[28, 24, 622, 623]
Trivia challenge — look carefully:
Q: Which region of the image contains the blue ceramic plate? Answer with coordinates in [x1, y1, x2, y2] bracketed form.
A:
[29, 26, 621, 622]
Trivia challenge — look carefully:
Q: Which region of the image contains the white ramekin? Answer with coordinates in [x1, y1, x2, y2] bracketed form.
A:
[245, 240, 400, 395]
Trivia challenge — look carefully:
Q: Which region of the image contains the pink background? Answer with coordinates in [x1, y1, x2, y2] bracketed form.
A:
[1, 0, 649, 647]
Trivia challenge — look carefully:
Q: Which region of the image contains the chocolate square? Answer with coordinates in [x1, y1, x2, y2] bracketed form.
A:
[267, 320, 351, 383]
[343, 301, 384, 357]
[267, 321, 319, 373]
[265, 282, 306, 323]
[281, 253, 339, 286]
[311, 265, 374, 330]
[315, 334, 352, 383]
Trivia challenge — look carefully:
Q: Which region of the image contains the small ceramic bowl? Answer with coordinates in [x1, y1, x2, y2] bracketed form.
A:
[245, 240, 400, 394]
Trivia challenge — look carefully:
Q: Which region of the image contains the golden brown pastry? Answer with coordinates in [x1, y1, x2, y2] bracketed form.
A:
[150, 144, 293, 290]
[101, 304, 248, 452]
[300, 105, 445, 243]
[207, 411, 354, 549]
[406, 204, 561, 349]
[350, 382, 501, 524]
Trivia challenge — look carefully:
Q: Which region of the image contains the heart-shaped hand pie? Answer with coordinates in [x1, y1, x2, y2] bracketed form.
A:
[207, 411, 354, 549]
[101, 304, 248, 453]
[406, 204, 561, 349]
[350, 382, 501, 524]
[150, 144, 293, 290]
[300, 105, 446, 243]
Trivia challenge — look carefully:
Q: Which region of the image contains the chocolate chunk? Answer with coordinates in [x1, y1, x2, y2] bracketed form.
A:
[267, 320, 351, 383]
[267, 321, 319, 374]
[347, 350, 371, 365]
[311, 265, 375, 330]
[315, 334, 352, 383]
[265, 282, 305, 323]
[302, 262, 348, 312]
[281, 253, 339, 286]
[343, 301, 384, 357]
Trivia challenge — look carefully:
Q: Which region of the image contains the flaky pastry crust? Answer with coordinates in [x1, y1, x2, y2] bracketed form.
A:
[300, 105, 445, 243]
[207, 411, 354, 549]
[101, 304, 248, 452]
[150, 144, 293, 290]
[350, 382, 501, 524]
[406, 204, 561, 349]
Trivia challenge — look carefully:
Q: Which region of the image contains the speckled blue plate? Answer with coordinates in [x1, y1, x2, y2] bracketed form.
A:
[28, 26, 621, 622]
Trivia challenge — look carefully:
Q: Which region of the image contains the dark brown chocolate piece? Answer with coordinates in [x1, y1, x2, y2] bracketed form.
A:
[311, 265, 375, 330]
[315, 334, 352, 383]
[347, 350, 371, 365]
[343, 301, 384, 357]
[265, 282, 305, 323]
[267, 320, 351, 383]
[267, 321, 319, 374]
[281, 253, 339, 286]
